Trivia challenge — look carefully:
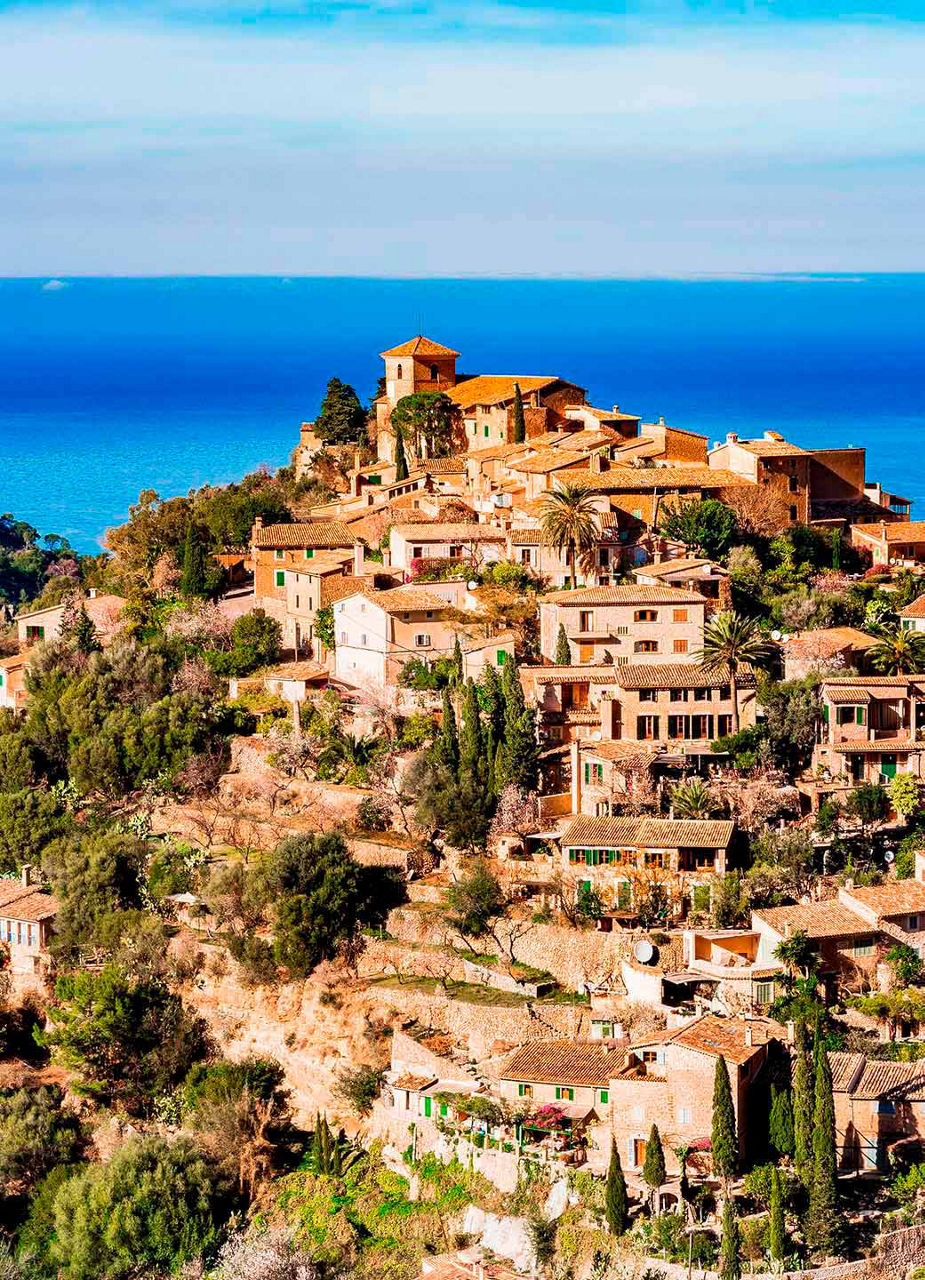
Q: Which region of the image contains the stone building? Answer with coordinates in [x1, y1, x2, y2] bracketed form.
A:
[812, 674, 925, 790]
[0, 867, 59, 975]
[538, 586, 707, 666]
[251, 519, 354, 604]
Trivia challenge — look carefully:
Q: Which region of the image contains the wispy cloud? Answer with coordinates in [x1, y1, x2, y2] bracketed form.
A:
[1, 2, 923, 274]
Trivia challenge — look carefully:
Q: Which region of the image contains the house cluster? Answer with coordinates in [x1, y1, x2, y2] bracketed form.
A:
[254, 333, 910, 672]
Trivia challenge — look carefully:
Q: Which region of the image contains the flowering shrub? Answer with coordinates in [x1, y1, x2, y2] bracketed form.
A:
[529, 1104, 567, 1131]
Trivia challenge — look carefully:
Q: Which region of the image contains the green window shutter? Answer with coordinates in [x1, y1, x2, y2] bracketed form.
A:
[424, 1096, 432, 1118]
[600, 1089, 609, 1104]
[275, 571, 285, 587]
[584, 762, 590, 784]
[518, 1083, 525, 1097]
[440, 1103, 448, 1117]
[823, 704, 829, 723]
[0, 672, 3, 688]
[497, 650, 506, 666]
[484, 425, 489, 437]
[856, 705, 865, 724]
[555, 1086, 561, 1100]
[305, 548, 314, 558]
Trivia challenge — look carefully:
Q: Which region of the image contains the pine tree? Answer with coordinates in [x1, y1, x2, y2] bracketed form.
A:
[719, 1197, 741, 1280]
[793, 1018, 813, 1183]
[394, 424, 409, 482]
[512, 382, 526, 444]
[643, 1123, 666, 1212]
[807, 1015, 838, 1257]
[604, 1139, 627, 1235]
[711, 1055, 737, 1184]
[460, 681, 484, 776]
[71, 605, 100, 656]
[452, 633, 464, 684]
[438, 687, 459, 775]
[180, 523, 208, 598]
[554, 623, 571, 666]
[769, 1082, 795, 1160]
[769, 1165, 785, 1263]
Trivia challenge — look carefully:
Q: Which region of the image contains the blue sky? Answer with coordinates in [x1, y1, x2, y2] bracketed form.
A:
[2, 0, 924, 274]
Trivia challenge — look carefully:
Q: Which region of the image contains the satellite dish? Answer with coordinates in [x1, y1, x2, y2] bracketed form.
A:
[781, 633, 791, 642]
[771, 630, 782, 641]
[885, 849, 896, 864]
[634, 939, 655, 964]
[467, 580, 479, 591]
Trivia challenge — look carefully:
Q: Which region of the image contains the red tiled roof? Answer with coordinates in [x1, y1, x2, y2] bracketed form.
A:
[841, 881, 925, 917]
[752, 900, 873, 939]
[392, 522, 505, 542]
[380, 336, 460, 358]
[901, 596, 925, 619]
[560, 815, 734, 849]
[0, 882, 58, 922]
[501, 1039, 623, 1087]
[582, 466, 750, 493]
[448, 375, 567, 411]
[853, 521, 925, 542]
[253, 522, 354, 550]
[542, 586, 703, 606]
[614, 663, 754, 691]
[631, 1013, 787, 1065]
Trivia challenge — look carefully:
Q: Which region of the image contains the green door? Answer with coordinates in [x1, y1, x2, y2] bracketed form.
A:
[881, 754, 897, 780]
[423, 1096, 432, 1119]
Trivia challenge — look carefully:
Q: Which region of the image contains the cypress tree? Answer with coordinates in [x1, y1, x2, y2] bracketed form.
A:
[793, 1018, 813, 1183]
[711, 1055, 737, 1184]
[719, 1197, 741, 1280]
[180, 523, 208, 598]
[512, 382, 526, 444]
[394, 424, 409, 482]
[481, 663, 505, 742]
[438, 687, 459, 775]
[642, 1123, 666, 1211]
[460, 681, 484, 776]
[452, 633, 464, 684]
[312, 1113, 324, 1172]
[320, 1114, 332, 1174]
[493, 740, 504, 798]
[807, 1016, 838, 1257]
[554, 623, 571, 666]
[485, 725, 496, 798]
[769, 1165, 785, 1263]
[769, 1082, 795, 1160]
[604, 1139, 627, 1236]
[501, 657, 538, 792]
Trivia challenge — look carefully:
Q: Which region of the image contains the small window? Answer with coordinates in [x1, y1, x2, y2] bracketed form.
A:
[635, 640, 659, 653]
[790, 505, 798, 521]
[415, 634, 431, 648]
[854, 941, 875, 957]
[275, 571, 285, 587]
[497, 650, 506, 666]
[600, 1089, 609, 1104]
[340, 631, 347, 644]
[555, 1086, 575, 1101]
[412, 546, 423, 559]
[305, 548, 314, 558]
[634, 609, 657, 622]
[396, 363, 403, 378]
[910, 915, 920, 931]
[755, 980, 774, 1005]
[484, 425, 489, 438]
[275, 549, 285, 560]
[673, 639, 689, 654]
[673, 609, 688, 623]
[877, 1100, 896, 1115]
[678, 1107, 692, 1125]
[430, 364, 438, 380]
[639, 689, 658, 702]
[360, 633, 367, 646]
[518, 1083, 533, 1098]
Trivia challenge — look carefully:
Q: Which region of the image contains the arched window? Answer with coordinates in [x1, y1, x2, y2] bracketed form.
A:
[396, 364, 403, 379]
[430, 364, 439, 380]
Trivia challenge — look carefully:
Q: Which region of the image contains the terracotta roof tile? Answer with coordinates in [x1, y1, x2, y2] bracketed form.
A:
[786, 627, 878, 656]
[614, 663, 754, 691]
[737, 439, 808, 457]
[901, 596, 925, 619]
[527, 666, 616, 685]
[508, 450, 589, 475]
[582, 466, 750, 493]
[448, 375, 566, 410]
[848, 1058, 925, 1101]
[346, 586, 455, 615]
[422, 456, 467, 474]
[853, 521, 925, 542]
[501, 1039, 623, 1087]
[829, 738, 921, 754]
[631, 1013, 787, 1065]
[393, 522, 506, 542]
[0, 882, 59, 922]
[828, 1051, 866, 1093]
[542, 586, 704, 606]
[752, 900, 874, 939]
[636, 558, 727, 578]
[825, 688, 872, 704]
[560, 815, 734, 849]
[841, 881, 925, 918]
[380, 336, 460, 358]
[253, 522, 354, 550]
[390, 1073, 438, 1092]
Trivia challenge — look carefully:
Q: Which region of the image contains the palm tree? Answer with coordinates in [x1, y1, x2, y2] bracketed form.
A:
[669, 777, 717, 819]
[538, 482, 600, 587]
[695, 611, 777, 734]
[869, 626, 925, 675]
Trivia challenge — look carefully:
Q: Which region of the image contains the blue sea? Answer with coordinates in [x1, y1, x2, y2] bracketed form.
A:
[1, 275, 923, 553]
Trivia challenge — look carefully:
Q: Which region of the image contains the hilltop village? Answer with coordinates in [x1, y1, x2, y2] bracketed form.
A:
[6, 337, 925, 1278]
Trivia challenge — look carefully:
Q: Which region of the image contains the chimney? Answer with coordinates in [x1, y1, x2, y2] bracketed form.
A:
[881, 522, 887, 542]
[668, 804, 675, 821]
[21, 864, 32, 888]
[88, 588, 97, 599]
[612, 404, 620, 414]
[590, 452, 604, 474]
[726, 432, 738, 445]
[786, 1019, 795, 1045]
[571, 739, 581, 814]
[658, 416, 665, 426]
[382, 547, 391, 571]
[353, 540, 365, 577]
[745, 1024, 753, 1048]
